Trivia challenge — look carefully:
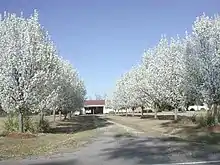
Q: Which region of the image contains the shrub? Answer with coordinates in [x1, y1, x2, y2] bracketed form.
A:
[108, 111, 115, 115]
[23, 115, 37, 133]
[191, 114, 197, 123]
[3, 113, 19, 132]
[24, 118, 51, 133]
[193, 111, 220, 127]
[3, 113, 51, 133]
[36, 119, 50, 133]
[200, 108, 206, 112]
[147, 109, 153, 113]
[158, 109, 163, 112]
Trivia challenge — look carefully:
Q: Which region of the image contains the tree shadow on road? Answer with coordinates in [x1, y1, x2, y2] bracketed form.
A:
[0, 156, 4, 161]
[30, 159, 79, 165]
[100, 135, 220, 164]
[49, 116, 113, 134]
[114, 132, 136, 138]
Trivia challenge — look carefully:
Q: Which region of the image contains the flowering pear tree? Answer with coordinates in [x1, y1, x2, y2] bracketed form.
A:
[164, 37, 186, 120]
[111, 92, 120, 114]
[112, 76, 129, 115]
[142, 38, 171, 118]
[0, 11, 62, 132]
[112, 13, 220, 125]
[185, 14, 220, 124]
[0, 10, 86, 132]
[182, 34, 203, 110]
[125, 65, 150, 116]
[124, 68, 139, 116]
[141, 36, 186, 120]
[55, 60, 86, 119]
[135, 61, 155, 116]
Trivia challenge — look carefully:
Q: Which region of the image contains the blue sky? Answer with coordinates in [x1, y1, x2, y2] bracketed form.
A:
[0, 0, 219, 98]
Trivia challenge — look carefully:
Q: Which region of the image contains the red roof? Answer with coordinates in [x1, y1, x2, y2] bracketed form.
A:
[84, 100, 105, 106]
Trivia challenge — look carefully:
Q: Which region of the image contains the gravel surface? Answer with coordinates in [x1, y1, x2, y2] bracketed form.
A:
[1, 123, 220, 165]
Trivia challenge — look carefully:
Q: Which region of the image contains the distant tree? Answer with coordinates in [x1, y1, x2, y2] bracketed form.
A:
[94, 93, 107, 100]
[87, 96, 93, 100]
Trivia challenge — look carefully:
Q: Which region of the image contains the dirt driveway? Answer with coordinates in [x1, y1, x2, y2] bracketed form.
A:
[1, 118, 220, 165]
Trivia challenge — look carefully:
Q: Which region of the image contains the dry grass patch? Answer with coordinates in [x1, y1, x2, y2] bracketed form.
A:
[158, 118, 220, 144]
[107, 115, 198, 137]
[107, 115, 220, 144]
[0, 115, 112, 160]
[0, 117, 5, 134]
[0, 130, 100, 160]
[107, 115, 170, 137]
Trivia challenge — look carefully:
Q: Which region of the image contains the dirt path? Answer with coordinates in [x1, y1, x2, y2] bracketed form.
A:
[1, 123, 220, 165]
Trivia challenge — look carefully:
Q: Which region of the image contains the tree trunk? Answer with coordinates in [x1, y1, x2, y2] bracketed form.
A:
[141, 106, 144, 117]
[213, 104, 218, 125]
[64, 113, 67, 120]
[217, 105, 220, 122]
[53, 109, 56, 122]
[39, 110, 44, 122]
[59, 111, 62, 120]
[126, 109, 128, 117]
[67, 112, 71, 119]
[174, 108, 178, 121]
[208, 104, 212, 111]
[186, 104, 190, 111]
[154, 108, 157, 119]
[132, 108, 134, 117]
[18, 111, 24, 133]
[154, 111, 157, 119]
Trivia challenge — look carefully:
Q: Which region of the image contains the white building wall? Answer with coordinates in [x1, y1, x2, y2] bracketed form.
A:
[103, 106, 114, 114]
[82, 105, 107, 114]
[82, 104, 115, 114]
[81, 108, 86, 115]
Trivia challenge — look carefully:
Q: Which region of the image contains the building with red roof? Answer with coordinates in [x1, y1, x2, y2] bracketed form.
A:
[81, 100, 112, 114]
[84, 100, 105, 107]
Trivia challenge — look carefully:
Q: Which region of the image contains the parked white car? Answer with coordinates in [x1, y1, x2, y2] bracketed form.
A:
[74, 111, 80, 116]
[188, 103, 208, 111]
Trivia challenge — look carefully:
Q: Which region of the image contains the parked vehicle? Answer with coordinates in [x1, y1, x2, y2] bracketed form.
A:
[74, 111, 80, 116]
[188, 103, 208, 111]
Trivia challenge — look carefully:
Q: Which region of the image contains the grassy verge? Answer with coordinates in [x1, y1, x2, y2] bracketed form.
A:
[0, 118, 4, 135]
[107, 115, 169, 137]
[0, 115, 112, 160]
[107, 115, 220, 144]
